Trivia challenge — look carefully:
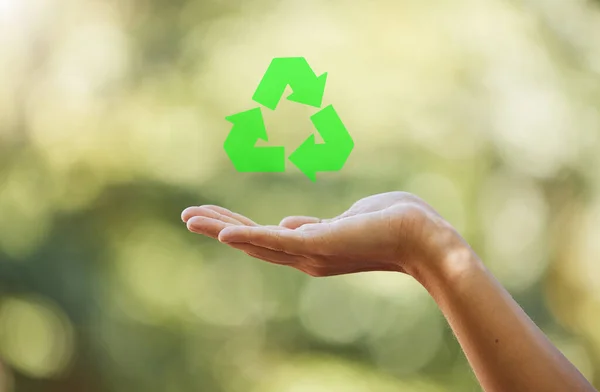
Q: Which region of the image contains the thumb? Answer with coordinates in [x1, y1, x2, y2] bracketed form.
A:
[279, 216, 322, 229]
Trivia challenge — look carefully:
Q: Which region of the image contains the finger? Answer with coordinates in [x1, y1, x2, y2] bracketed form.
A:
[203, 205, 258, 226]
[279, 216, 322, 229]
[182, 206, 242, 226]
[263, 225, 293, 230]
[279, 212, 354, 229]
[218, 226, 320, 255]
[226, 242, 304, 265]
[187, 216, 233, 238]
[182, 207, 201, 222]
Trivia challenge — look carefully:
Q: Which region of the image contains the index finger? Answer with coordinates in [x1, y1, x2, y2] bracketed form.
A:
[182, 205, 258, 226]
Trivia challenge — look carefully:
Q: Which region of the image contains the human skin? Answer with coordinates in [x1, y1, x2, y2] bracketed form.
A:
[181, 191, 597, 392]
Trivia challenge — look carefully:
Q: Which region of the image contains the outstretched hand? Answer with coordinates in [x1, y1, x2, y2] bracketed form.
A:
[181, 192, 466, 278]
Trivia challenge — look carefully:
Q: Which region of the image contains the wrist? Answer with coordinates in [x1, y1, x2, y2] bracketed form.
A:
[404, 235, 482, 295]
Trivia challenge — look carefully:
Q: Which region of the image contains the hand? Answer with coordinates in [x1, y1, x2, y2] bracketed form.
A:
[182, 194, 600, 392]
[181, 192, 469, 278]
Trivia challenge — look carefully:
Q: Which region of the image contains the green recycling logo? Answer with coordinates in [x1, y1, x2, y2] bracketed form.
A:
[224, 57, 354, 182]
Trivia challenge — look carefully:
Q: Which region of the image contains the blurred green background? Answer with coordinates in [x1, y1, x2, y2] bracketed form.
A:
[1, 0, 600, 391]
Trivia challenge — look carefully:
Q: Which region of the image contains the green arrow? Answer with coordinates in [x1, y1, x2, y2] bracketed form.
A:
[224, 108, 285, 172]
[288, 105, 354, 181]
[252, 57, 327, 110]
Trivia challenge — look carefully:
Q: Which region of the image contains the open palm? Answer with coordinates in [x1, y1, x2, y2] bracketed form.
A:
[181, 192, 460, 277]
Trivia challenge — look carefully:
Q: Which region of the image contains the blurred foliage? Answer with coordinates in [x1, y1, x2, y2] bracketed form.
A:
[1, 0, 600, 391]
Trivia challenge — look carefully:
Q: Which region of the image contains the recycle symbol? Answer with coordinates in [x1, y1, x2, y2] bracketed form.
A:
[224, 57, 354, 182]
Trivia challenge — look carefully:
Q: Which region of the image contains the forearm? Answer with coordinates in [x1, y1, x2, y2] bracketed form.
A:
[408, 244, 596, 392]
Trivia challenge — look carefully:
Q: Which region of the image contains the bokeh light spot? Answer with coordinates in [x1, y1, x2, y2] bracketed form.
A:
[0, 296, 75, 379]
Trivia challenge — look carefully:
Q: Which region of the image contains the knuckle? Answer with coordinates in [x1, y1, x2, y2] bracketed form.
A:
[270, 231, 284, 251]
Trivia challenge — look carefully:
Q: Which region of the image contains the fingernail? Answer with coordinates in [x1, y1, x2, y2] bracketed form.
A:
[218, 231, 231, 242]
[186, 216, 201, 230]
[181, 208, 192, 222]
[218, 227, 237, 243]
